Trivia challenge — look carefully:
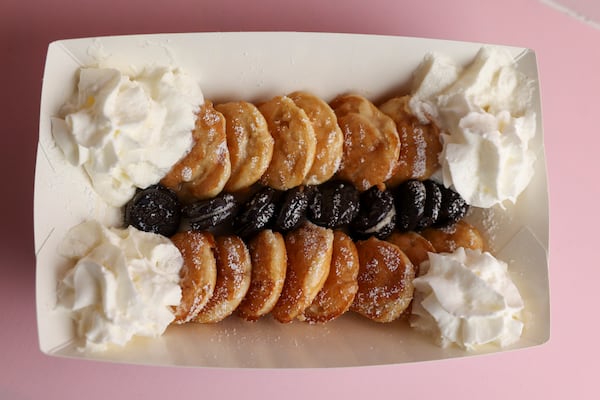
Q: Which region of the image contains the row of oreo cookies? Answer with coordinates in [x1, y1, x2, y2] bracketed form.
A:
[125, 179, 469, 241]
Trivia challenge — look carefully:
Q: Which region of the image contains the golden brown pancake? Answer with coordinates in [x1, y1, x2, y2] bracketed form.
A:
[302, 231, 359, 323]
[386, 231, 436, 275]
[271, 222, 333, 323]
[330, 94, 400, 191]
[351, 237, 415, 322]
[421, 220, 485, 254]
[170, 231, 217, 324]
[288, 91, 344, 185]
[161, 101, 231, 202]
[215, 101, 274, 192]
[379, 96, 442, 187]
[258, 96, 316, 190]
[195, 235, 252, 323]
[237, 230, 287, 321]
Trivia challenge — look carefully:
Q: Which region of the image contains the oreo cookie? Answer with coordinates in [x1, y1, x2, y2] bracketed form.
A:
[124, 184, 181, 237]
[434, 184, 469, 228]
[308, 180, 360, 228]
[351, 185, 396, 240]
[182, 193, 239, 231]
[274, 186, 311, 232]
[415, 180, 442, 230]
[394, 180, 426, 232]
[234, 187, 278, 238]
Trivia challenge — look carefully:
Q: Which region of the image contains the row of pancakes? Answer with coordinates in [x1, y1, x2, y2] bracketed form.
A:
[171, 219, 484, 325]
[160, 91, 441, 202]
[160, 90, 456, 325]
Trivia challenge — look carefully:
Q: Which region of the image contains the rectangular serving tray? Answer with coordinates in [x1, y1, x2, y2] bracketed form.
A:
[34, 32, 550, 368]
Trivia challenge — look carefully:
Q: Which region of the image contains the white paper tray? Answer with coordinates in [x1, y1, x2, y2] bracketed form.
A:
[34, 32, 550, 368]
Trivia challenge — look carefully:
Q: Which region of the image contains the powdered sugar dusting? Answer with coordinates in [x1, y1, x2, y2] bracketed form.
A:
[181, 166, 193, 181]
[353, 238, 414, 322]
[412, 126, 427, 177]
[196, 236, 251, 323]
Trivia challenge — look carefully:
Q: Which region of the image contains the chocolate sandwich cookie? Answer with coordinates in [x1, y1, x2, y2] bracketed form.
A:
[274, 186, 312, 233]
[234, 187, 278, 238]
[182, 192, 239, 231]
[434, 183, 469, 228]
[124, 184, 181, 237]
[394, 180, 426, 232]
[351, 185, 396, 240]
[308, 180, 360, 229]
[415, 180, 442, 230]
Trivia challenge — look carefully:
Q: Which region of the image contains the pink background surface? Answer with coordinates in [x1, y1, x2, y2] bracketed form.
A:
[1, 0, 599, 398]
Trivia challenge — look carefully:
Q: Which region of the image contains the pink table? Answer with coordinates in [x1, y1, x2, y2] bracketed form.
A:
[2, 0, 598, 398]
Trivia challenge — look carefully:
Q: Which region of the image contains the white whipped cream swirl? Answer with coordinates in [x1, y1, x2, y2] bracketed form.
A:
[57, 220, 183, 352]
[409, 47, 537, 208]
[410, 247, 524, 350]
[52, 66, 203, 207]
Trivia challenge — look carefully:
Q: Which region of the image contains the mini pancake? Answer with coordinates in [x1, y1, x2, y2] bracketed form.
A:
[271, 222, 333, 323]
[195, 235, 252, 323]
[161, 101, 231, 202]
[330, 94, 400, 191]
[288, 91, 344, 185]
[302, 231, 359, 323]
[170, 231, 217, 324]
[215, 101, 274, 192]
[379, 96, 442, 187]
[421, 220, 485, 254]
[258, 96, 317, 190]
[237, 230, 287, 321]
[386, 231, 436, 275]
[351, 237, 415, 323]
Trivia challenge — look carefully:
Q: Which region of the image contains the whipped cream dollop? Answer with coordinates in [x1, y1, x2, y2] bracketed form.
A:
[409, 47, 537, 208]
[52, 65, 204, 207]
[410, 247, 524, 350]
[57, 220, 183, 352]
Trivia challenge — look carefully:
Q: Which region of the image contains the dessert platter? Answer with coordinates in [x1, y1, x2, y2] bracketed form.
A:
[34, 32, 550, 368]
